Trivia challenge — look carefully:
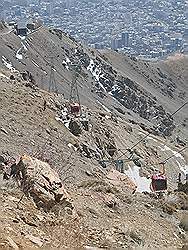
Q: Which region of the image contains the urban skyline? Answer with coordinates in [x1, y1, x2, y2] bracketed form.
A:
[0, 0, 188, 59]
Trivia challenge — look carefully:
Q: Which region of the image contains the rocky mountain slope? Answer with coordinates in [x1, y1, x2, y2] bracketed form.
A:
[0, 24, 187, 138]
[0, 22, 188, 249]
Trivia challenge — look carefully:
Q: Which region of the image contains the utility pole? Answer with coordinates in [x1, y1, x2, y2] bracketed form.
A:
[48, 57, 58, 93]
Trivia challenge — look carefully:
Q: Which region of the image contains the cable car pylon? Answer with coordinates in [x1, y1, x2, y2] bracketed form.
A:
[69, 63, 82, 116]
[48, 57, 58, 93]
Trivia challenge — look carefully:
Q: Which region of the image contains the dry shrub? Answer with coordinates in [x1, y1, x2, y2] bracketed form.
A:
[162, 202, 177, 215]
[162, 192, 188, 215]
[78, 179, 119, 194]
[43, 215, 86, 248]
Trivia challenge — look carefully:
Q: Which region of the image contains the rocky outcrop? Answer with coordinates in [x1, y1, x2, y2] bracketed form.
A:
[0, 21, 7, 31]
[180, 214, 188, 231]
[16, 155, 72, 211]
[109, 76, 175, 136]
[69, 119, 82, 136]
[162, 192, 188, 214]
[106, 169, 137, 194]
[71, 49, 176, 136]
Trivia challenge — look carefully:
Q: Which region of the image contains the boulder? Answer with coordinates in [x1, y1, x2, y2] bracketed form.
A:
[180, 214, 188, 231]
[25, 234, 43, 247]
[69, 119, 82, 136]
[16, 155, 71, 210]
[162, 192, 188, 214]
[106, 169, 137, 193]
[103, 193, 117, 208]
[107, 143, 117, 157]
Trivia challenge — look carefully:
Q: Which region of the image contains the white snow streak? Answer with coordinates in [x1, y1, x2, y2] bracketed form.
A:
[16, 36, 28, 60]
[32, 60, 40, 68]
[158, 144, 184, 160]
[87, 59, 106, 92]
[2, 56, 17, 72]
[125, 165, 151, 192]
[16, 47, 23, 60]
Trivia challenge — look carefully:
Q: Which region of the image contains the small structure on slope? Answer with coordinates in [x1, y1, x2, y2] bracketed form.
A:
[16, 21, 27, 36]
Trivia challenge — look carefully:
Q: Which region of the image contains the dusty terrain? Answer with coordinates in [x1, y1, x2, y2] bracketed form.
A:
[0, 23, 188, 249]
[0, 67, 187, 249]
[0, 25, 187, 137]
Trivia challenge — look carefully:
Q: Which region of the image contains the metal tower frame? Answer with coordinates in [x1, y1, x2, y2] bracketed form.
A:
[48, 57, 58, 93]
[69, 63, 81, 105]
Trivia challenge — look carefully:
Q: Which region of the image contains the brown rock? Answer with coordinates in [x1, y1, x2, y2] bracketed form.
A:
[7, 237, 19, 250]
[106, 169, 136, 193]
[16, 155, 71, 210]
[180, 214, 188, 231]
[25, 234, 43, 247]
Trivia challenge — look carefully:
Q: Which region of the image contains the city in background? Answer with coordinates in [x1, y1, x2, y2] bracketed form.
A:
[0, 0, 188, 59]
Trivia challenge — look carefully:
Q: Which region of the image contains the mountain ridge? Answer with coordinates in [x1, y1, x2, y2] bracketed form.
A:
[0, 25, 187, 140]
[0, 23, 188, 249]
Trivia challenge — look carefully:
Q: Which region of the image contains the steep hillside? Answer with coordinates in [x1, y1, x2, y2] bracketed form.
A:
[0, 66, 188, 249]
[0, 24, 188, 249]
[0, 26, 187, 139]
[161, 54, 188, 84]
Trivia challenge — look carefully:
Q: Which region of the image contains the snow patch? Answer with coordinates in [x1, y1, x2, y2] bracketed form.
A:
[55, 116, 70, 129]
[16, 40, 27, 60]
[158, 144, 188, 174]
[111, 84, 120, 92]
[62, 60, 69, 70]
[176, 161, 188, 175]
[66, 57, 71, 63]
[158, 144, 184, 160]
[2, 56, 17, 72]
[125, 165, 151, 192]
[16, 48, 23, 60]
[87, 59, 106, 92]
[87, 59, 94, 72]
[68, 143, 77, 151]
[18, 35, 26, 40]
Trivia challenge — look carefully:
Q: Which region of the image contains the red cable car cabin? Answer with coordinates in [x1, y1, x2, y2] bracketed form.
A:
[151, 174, 167, 192]
[70, 103, 81, 115]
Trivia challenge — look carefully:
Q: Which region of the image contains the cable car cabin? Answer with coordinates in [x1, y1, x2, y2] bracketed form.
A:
[99, 160, 107, 168]
[70, 103, 81, 115]
[115, 160, 124, 173]
[151, 174, 167, 192]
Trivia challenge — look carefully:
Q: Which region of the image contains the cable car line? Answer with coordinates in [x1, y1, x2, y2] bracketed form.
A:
[99, 102, 188, 168]
[161, 146, 188, 165]
[116, 101, 188, 161]
[142, 146, 188, 169]
[26, 37, 188, 173]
